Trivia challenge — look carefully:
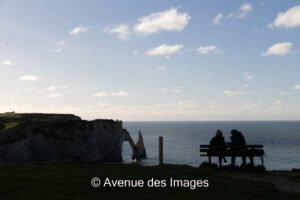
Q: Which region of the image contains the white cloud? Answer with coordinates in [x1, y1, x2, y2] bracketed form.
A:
[223, 90, 244, 96]
[244, 84, 249, 88]
[77, 48, 91, 54]
[212, 13, 223, 25]
[18, 75, 40, 81]
[98, 102, 108, 106]
[262, 42, 293, 56]
[177, 100, 196, 108]
[208, 102, 217, 109]
[56, 41, 65, 46]
[111, 91, 128, 96]
[93, 92, 109, 97]
[145, 44, 183, 56]
[245, 75, 254, 80]
[62, 85, 71, 89]
[2, 60, 15, 66]
[294, 84, 300, 90]
[69, 26, 88, 35]
[274, 100, 282, 105]
[46, 85, 72, 91]
[280, 91, 288, 95]
[47, 93, 62, 98]
[46, 86, 57, 91]
[237, 3, 253, 18]
[214, 49, 224, 54]
[243, 72, 254, 81]
[93, 91, 128, 97]
[132, 51, 139, 55]
[172, 87, 182, 93]
[51, 41, 65, 53]
[227, 13, 235, 18]
[52, 48, 62, 53]
[243, 103, 262, 109]
[134, 8, 191, 35]
[104, 24, 130, 41]
[172, 89, 181, 93]
[197, 45, 223, 55]
[16, 87, 34, 92]
[156, 65, 166, 71]
[160, 88, 168, 91]
[269, 5, 300, 28]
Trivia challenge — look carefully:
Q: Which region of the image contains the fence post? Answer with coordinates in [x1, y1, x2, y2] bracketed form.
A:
[159, 136, 163, 165]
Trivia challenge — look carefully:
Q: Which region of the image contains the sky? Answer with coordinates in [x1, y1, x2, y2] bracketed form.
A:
[0, 0, 300, 121]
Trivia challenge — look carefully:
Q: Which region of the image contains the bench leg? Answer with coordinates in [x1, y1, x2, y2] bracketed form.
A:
[219, 157, 222, 167]
[261, 156, 264, 166]
[250, 156, 254, 165]
[242, 156, 246, 165]
[208, 156, 211, 164]
[231, 156, 235, 166]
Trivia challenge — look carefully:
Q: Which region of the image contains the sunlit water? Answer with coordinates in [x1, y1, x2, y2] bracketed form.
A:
[122, 121, 300, 170]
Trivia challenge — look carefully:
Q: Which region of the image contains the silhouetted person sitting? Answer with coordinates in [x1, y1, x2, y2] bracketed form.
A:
[230, 129, 247, 165]
[210, 129, 227, 164]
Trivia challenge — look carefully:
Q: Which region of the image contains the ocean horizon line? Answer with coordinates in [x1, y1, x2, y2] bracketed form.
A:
[124, 120, 300, 123]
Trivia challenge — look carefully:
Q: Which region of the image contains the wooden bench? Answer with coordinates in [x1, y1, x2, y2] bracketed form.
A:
[200, 144, 264, 167]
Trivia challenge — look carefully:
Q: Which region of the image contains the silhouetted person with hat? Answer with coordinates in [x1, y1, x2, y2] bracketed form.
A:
[210, 129, 227, 165]
[230, 129, 247, 165]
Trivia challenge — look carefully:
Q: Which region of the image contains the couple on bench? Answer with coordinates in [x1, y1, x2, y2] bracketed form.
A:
[210, 129, 247, 165]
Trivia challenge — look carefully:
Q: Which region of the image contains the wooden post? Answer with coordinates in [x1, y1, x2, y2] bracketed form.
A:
[159, 136, 163, 165]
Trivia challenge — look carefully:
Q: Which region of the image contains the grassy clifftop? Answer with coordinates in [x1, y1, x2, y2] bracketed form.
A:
[0, 112, 80, 121]
[0, 113, 81, 145]
[0, 113, 119, 146]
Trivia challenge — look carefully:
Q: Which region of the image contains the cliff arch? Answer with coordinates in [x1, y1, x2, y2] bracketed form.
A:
[122, 129, 141, 161]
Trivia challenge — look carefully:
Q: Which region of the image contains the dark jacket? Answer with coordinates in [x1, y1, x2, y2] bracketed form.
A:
[230, 131, 246, 146]
[210, 135, 226, 146]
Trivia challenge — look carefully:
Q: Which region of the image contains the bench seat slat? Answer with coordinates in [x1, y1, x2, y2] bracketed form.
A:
[200, 144, 264, 157]
[200, 145, 263, 148]
[200, 154, 264, 157]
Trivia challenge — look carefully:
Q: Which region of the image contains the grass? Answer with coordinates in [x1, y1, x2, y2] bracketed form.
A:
[0, 122, 19, 133]
[0, 163, 298, 200]
[0, 113, 22, 118]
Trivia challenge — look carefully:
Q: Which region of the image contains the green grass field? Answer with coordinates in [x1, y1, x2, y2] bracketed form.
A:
[0, 163, 299, 200]
[0, 113, 22, 118]
[0, 123, 19, 133]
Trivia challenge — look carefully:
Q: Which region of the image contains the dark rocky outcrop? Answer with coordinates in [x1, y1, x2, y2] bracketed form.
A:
[134, 130, 146, 159]
[0, 113, 142, 162]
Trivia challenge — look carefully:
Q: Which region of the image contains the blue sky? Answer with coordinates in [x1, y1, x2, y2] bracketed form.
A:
[1, 0, 300, 120]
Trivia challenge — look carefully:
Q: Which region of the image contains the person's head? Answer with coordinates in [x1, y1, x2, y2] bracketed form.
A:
[230, 129, 238, 135]
[216, 129, 223, 136]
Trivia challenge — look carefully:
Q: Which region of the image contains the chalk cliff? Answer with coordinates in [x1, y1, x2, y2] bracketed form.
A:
[0, 113, 142, 162]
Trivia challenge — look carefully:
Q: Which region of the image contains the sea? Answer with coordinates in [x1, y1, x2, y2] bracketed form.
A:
[122, 121, 300, 170]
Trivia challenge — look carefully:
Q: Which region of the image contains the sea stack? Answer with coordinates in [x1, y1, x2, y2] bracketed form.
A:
[134, 130, 147, 159]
